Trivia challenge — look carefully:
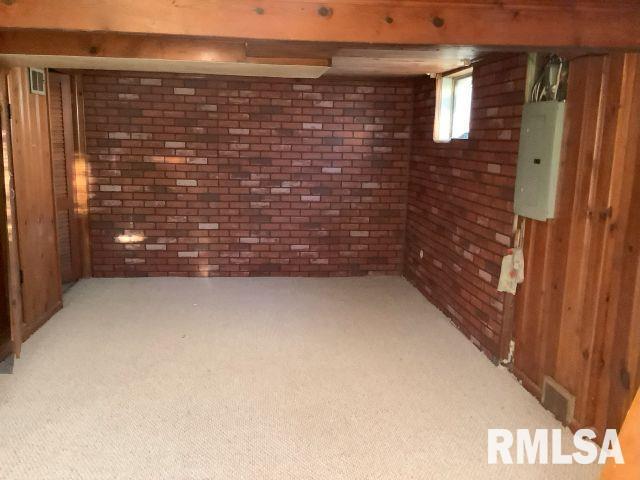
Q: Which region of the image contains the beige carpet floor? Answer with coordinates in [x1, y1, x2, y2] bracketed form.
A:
[0, 277, 601, 479]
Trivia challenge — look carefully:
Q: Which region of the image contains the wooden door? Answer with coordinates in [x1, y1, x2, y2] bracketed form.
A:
[7, 67, 61, 340]
[48, 72, 80, 283]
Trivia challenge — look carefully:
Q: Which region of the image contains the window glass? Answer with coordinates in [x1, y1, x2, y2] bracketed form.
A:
[433, 68, 473, 143]
[451, 75, 472, 139]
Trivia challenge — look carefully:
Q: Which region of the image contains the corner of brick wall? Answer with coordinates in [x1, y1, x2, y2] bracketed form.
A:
[83, 73, 413, 277]
[83, 57, 527, 357]
[403, 54, 527, 357]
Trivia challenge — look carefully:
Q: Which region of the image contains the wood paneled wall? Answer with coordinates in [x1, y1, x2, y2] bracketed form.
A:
[0, 106, 11, 359]
[6, 67, 62, 342]
[513, 53, 640, 439]
[0, 68, 23, 356]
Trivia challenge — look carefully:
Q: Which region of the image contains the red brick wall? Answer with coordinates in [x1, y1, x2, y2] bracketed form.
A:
[83, 72, 412, 277]
[404, 55, 527, 358]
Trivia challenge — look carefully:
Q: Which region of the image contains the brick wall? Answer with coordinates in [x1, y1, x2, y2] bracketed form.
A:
[404, 55, 527, 358]
[83, 72, 412, 277]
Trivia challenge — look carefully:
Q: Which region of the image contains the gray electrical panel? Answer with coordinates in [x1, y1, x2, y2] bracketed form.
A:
[514, 100, 565, 221]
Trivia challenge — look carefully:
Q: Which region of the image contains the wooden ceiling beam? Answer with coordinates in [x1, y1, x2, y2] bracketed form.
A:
[0, 30, 331, 77]
[0, 30, 333, 78]
[0, 31, 333, 67]
[0, 0, 639, 50]
[0, 31, 247, 63]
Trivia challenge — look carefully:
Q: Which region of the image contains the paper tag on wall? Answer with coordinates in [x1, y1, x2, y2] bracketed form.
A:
[498, 247, 525, 294]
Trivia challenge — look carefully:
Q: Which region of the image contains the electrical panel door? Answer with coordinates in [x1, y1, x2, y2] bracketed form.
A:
[514, 101, 565, 221]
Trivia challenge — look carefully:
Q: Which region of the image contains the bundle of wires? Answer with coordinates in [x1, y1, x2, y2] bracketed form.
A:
[531, 55, 568, 102]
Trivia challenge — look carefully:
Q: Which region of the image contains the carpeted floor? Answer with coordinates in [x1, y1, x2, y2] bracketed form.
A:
[0, 277, 600, 479]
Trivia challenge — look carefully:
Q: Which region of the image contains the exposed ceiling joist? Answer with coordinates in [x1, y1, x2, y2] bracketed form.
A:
[0, 31, 247, 63]
[0, 55, 332, 78]
[0, 30, 480, 77]
[0, 31, 331, 78]
[0, 0, 639, 50]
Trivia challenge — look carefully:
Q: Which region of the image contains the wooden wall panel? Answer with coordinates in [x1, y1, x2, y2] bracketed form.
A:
[0, 101, 10, 360]
[513, 53, 640, 439]
[7, 67, 62, 341]
[591, 53, 640, 433]
[0, 69, 23, 356]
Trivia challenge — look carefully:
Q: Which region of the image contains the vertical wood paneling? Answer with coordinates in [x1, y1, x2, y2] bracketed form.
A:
[7, 67, 62, 341]
[573, 56, 628, 429]
[592, 53, 640, 433]
[554, 56, 609, 401]
[513, 53, 640, 439]
[0, 69, 24, 356]
[0, 93, 10, 359]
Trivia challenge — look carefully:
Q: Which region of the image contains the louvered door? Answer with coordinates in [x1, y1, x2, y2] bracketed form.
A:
[48, 72, 80, 283]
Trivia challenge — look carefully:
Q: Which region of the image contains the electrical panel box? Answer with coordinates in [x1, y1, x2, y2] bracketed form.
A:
[514, 100, 565, 221]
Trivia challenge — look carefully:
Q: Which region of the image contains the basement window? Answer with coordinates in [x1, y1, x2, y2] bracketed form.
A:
[433, 68, 473, 142]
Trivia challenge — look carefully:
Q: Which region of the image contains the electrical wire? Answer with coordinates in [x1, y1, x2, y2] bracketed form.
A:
[530, 55, 566, 103]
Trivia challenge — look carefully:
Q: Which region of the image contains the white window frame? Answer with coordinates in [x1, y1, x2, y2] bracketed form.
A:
[433, 67, 473, 143]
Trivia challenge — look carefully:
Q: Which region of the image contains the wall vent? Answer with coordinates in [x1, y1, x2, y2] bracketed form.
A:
[541, 376, 575, 424]
[28, 68, 46, 95]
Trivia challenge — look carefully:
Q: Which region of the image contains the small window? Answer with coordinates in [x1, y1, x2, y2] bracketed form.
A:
[28, 68, 46, 96]
[433, 68, 473, 142]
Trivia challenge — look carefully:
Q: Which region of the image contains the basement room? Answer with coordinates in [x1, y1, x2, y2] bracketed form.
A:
[0, 1, 639, 479]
